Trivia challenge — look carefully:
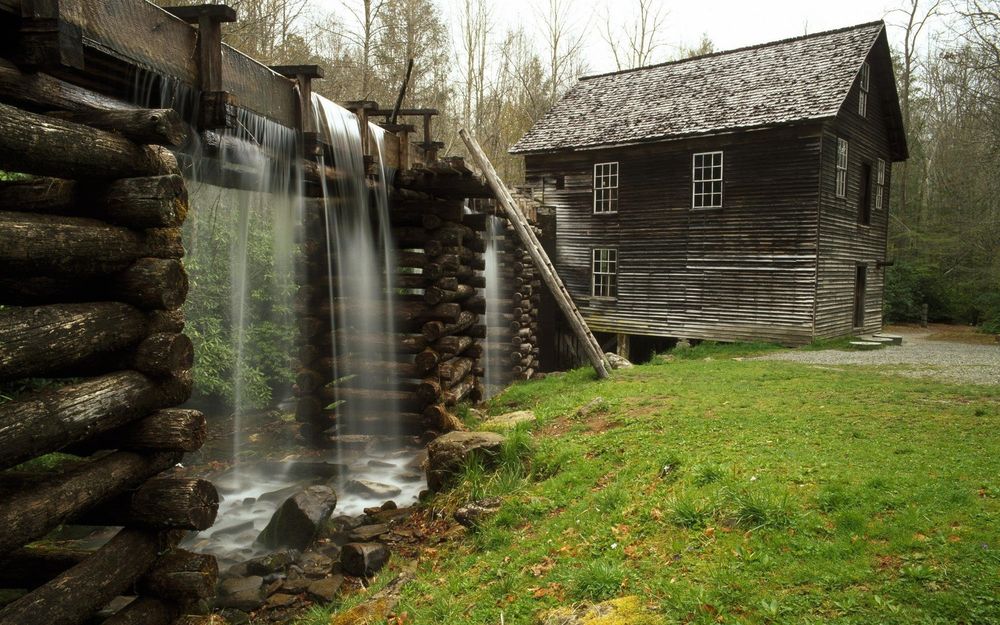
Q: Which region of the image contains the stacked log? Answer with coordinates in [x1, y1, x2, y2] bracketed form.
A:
[475, 200, 542, 386]
[0, 100, 218, 624]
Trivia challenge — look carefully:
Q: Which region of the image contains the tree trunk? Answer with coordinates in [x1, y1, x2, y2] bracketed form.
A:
[67, 408, 206, 454]
[114, 258, 189, 310]
[0, 212, 181, 277]
[132, 333, 194, 377]
[0, 450, 180, 555]
[442, 374, 476, 406]
[99, 597, 178, 625]
[102, 175, 189, 228]
[0, 101, 178, 180]
[438, 357, 474, 386]
[0, 528, 169, 625]
[76, 478, 218, 531]
[48, 109, 189, 147]
[138, 549, 218, 604]
[422, 311, 479, 342]
[0, 545, 92, 589]
[0, 303, 148, 380]
[0, 59, 133, 113]
[0, 371, 190, 470]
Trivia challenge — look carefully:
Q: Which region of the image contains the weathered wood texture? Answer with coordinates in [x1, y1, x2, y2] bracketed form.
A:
[0, 102, 178, 180]
[0, 450, 180, 555]
[814, 47, 892, 339]
[0, 528, 169, 625]
[525, 124, 826, 347]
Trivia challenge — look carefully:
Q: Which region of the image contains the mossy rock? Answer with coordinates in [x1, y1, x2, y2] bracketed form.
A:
[328, 597, 392, 625]
[539, 596, 659, 625]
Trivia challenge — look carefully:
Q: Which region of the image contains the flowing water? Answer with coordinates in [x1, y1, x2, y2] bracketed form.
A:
[483, 214, 507, 398]
[129, 72, 422, 564]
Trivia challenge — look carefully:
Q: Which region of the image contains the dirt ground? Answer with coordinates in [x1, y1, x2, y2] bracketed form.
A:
[757, 324, 1000, 386]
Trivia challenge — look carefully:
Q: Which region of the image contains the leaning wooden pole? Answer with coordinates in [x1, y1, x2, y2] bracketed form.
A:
[459, 129, 611, 379]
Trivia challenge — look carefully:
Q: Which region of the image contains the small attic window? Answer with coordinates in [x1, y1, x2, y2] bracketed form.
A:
[858, 62, 870, 117]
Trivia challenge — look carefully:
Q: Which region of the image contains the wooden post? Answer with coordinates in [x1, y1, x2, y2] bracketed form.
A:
[165, 4, 237, 129]
[459, 129, 611, 379]
[271, 64, 325, 156]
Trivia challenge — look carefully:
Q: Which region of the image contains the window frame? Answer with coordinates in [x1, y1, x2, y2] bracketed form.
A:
[836, 138, 849, 198]
[874, 158, 885, 211]
[858, 62, 870, 117]
[691, 151, 724, 210]
[592, 162, 619, 214]
[591, 248, 618, 300]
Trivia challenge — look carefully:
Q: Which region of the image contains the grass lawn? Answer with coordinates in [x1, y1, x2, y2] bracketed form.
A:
[309, 343, 1000, 624]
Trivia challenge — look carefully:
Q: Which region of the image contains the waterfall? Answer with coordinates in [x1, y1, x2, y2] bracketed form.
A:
[484, 214, 505, 398]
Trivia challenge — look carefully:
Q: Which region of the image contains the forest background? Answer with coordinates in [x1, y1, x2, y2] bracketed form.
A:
[147, 0, 999, 409]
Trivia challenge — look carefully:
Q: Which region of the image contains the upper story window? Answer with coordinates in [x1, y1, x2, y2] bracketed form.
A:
[875, 158, 886, 210]
[858, 62, 870, 117]
[592, 248, 618, 299]
[836, 138, 849, 198]
[593, 162, 618, 214]
[692, 151, 723, 209]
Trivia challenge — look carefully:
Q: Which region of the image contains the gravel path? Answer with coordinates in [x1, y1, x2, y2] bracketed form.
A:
[756, 325, 1000, 386]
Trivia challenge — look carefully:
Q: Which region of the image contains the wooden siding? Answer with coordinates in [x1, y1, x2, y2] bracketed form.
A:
[814, 49, 893, 339]
[526, 124, 824, 346]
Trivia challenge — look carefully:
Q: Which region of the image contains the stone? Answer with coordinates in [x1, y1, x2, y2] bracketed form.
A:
[266, 593, 298, 608]
[364, 506, 413, 525]
[348, 523, 390, 542]
[367, 459, 395, 468]
[328, 573, 412, 625]
[454, 497, 503, 528]
[395, 470, 424, 483]
[364, 500, 397, 515]
[281, 572, 310, 594]
[425, 431, 505, 492]
[257, 486, 338, 550]
[482, 410, 536, 429]
[245, 550, 300, 576]
[539, 596, 658, 625]
[604, 352, 633, 369]
[343, 479, 402, 499]
[299, 550, 334, 577]
[306, 574, 345, 603]
[576, 397, 607, 418]
[340, 542, 389, 577]
[218, 609, 250, 625]
[215, 576, 265, 612]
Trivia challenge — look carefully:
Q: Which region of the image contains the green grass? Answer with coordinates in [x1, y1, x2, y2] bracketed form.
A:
[322, 346, 1000, 624]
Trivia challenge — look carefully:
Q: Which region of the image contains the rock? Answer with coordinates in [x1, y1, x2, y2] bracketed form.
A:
[222, 562, 250, 579]
[344, 479, 402, 499]
[348, 523, 390, 542]
[539, 596, 658, 625]
[245, 550, 299, 576]
[482, 410, 536, 429]
[454, 497, 503, 528]
[306, 574, 345, 603]
[367, 459, 395, 468]
[425, 431, 506, 492]
[576, 397, 606, 418]
[266, 593, 298, 608]
[364, 506, 413, 525]
[215, 576, 264, 611]
[604, 352, 633, 369]
[341, 542, 389, 577]
[213, 520, 256, 538]
[217, 609, 250, 625]
[404, 452, 427, 471]
[364, 500, 397, 515]
[280, 572, 310, 594]
[395, 470, 423, 483]
[257, 486, 338, 550]
[299, 550, 334, 577]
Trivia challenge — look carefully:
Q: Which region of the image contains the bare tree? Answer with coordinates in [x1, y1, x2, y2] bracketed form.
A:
[601, 0, 669, 70]
[457, 0, 492, 132]
[537, 0, 587, 104]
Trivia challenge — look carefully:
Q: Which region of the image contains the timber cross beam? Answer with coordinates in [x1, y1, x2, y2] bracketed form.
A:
[164, 4, 238, 129]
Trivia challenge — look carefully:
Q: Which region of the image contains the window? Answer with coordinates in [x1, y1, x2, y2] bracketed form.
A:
[592, 248, 617, 298]
[859, 162, 872, 225]
[836, 138, 848, 198]
[858, 62, 870, 117]
[593, 162, 618, 213]
[692, 151, 723, 208]
[874, 158, 885, 211]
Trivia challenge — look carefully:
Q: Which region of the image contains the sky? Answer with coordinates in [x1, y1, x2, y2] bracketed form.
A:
[437, 0, 903, 75]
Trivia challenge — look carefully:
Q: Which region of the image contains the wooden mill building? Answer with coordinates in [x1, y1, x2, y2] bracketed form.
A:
[512, 21, 908, 351]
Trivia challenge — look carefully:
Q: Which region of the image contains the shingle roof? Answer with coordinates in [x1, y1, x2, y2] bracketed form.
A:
[510, 21, 886, 154]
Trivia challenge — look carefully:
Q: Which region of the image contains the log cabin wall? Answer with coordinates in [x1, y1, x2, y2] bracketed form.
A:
[814, 46, 894, 339]
[524, 124, 826, 349]
[0, 97, 219, 625]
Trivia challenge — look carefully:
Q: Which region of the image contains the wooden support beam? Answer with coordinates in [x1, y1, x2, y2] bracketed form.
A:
[271, 64, 325, 155]
[460, 129, 610, 379]
[16, 0, 85, 71]
[0, 450, 181, 555]
[165, 4, 237, 129]
[0, 528, 170, 625]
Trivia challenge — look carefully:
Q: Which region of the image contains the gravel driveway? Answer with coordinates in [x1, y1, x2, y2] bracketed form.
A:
[756, 325, 1000, 386]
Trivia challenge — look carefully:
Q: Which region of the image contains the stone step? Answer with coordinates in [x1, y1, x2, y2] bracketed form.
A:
[863, 336, 897, 346]
[848, 341, 885, 350]
[873, 333, 903, 345]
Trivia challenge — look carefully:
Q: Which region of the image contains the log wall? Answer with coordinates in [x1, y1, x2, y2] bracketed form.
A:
[0, 96, 218, 624]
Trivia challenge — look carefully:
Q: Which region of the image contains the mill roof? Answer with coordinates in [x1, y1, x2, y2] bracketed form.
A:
[511, 21, 906, 158]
